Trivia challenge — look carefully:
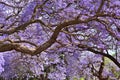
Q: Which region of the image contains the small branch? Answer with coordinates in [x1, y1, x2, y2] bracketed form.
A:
[0, 1, 22, 8]
[14, 40, 37, 47]
[0, 19, 46, 35]
[96, 0, 105, 13]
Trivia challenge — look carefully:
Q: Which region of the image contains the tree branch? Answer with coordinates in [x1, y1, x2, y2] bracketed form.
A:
[33, 16, 97, 55]
[78, 44, 120, 68]
[0, 19, 46, 35]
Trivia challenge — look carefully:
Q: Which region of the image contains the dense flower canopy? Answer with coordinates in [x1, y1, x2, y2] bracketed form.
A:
[0, 0, 120, 80]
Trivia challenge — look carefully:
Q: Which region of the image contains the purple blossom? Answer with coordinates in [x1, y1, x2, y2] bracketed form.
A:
[0, 0, 120, 79]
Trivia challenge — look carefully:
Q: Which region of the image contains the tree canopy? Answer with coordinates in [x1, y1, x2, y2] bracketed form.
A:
[0, 0, 120, 80]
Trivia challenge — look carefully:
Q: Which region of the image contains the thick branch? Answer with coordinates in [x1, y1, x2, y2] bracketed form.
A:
[0, 43, 34, 54]
[33, 17, 97, 55]
[0, 16, 96, 55]
[78, 45, 120, 68]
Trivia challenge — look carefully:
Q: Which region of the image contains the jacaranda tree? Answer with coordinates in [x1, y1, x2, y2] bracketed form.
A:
[0, 0, 120, 80]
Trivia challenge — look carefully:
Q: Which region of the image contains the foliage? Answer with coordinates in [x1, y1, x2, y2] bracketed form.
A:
[0, 0, 120, 80]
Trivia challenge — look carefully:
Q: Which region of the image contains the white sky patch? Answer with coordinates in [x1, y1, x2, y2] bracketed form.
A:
[108, 49, 116, 55]
[38, 16, 42, 20]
